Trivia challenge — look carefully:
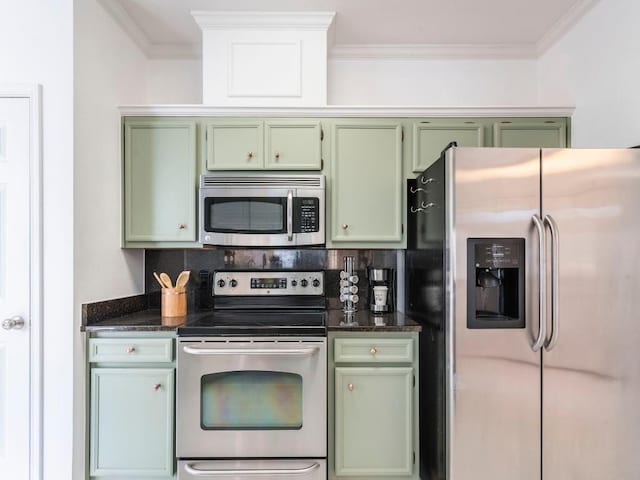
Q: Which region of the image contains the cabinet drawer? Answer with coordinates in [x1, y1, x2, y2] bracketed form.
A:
[89, 338, 173, 364]
[334, 338, 413, 364]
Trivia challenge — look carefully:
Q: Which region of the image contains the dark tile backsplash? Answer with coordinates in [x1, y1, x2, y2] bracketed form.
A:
[145, 248, 399, 310]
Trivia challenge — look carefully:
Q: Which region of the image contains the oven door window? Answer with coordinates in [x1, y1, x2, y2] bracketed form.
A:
[204, 197, 286, 234]
[201, 371, 303, 430]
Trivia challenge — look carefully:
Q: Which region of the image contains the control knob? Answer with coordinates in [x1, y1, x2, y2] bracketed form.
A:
[312, 279, 321, 288]
[230, 279, 238, 288]
[291, 280, 298, 287]
[300, 279, 308, 288]
[217, 279, 226, 288]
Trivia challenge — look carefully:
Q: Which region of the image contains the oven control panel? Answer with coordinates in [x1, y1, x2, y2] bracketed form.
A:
[213, 271, 324, 296]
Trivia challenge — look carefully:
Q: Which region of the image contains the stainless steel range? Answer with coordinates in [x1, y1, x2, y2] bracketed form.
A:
[176, 270, 327, 480]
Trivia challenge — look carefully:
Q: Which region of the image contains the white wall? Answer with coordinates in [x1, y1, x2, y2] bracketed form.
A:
[0, 0, 74, 478]
[538, 0, 640, 147]
[146, 59, 202, 104]
[329, 58, 539, 106]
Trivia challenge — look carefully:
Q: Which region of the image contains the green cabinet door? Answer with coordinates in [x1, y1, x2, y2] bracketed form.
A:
[265, 120, 322, 170]
[331, 121, 403, 243]
[412, 120, 484, 173]
[493, 119, 568, 147]
[124, 120, 196, 243]
[334, 367, 414, 476]
[206, 121, 263, 170]
[89, 368, 174, 477]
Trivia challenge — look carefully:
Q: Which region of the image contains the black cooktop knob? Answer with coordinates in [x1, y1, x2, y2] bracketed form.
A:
[230, 279, 238, 288]
[301, 279, 308, 288]
[217, 279, 225, 288]
[291, 280, 298, 287]
[312, 278, 321, 288]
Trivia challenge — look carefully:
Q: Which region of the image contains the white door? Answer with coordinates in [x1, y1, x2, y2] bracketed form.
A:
[0, 97, 31, 478]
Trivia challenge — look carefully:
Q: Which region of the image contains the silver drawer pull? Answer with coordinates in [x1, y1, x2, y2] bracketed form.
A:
[183, 345, 319, 357]
[184, 462, 320, 476]
[370, 347, 377, 355]
[127, 346, 136, 354]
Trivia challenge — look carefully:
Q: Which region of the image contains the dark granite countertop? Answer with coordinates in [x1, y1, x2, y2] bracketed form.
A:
[83, 308, 422, 333]
[327, 310, 422, 332]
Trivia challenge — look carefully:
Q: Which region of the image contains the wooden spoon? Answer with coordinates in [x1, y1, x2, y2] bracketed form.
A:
[153, 272, 167, 289]
[176, 271, 190, 289]
[160, 272, 173, 289]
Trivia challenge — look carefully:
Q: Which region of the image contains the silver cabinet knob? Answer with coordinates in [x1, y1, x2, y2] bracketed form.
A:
[347, 383, 354, 392]
[127, 346, 136, 354]
[178, 223, 186, 230]
[154, 383, 162, 391]
[342, 224, 349, 230]
[370, 347, 378, 355]
[247, 151, 254, 159]
[2, 316, 25, 330]
[274, 151, 280, 160]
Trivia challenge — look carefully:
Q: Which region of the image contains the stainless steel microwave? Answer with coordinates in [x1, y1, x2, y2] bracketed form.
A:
[199, 174, 325, 247]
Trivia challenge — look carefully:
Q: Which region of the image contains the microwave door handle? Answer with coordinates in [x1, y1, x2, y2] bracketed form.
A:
[184, 462, 320, 476]
[287, 190, 293, 242]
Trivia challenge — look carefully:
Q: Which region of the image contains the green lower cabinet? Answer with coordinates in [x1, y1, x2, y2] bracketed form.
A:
[90, 368, 175, 477]
[335, 367, 414, 476]
[329, 332, 419, 479]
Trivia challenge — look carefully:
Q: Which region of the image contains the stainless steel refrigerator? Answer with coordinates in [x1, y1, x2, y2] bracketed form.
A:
[406, 145, 640, 480]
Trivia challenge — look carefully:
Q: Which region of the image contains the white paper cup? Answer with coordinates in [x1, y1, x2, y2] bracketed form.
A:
[373, 286, 388, 306]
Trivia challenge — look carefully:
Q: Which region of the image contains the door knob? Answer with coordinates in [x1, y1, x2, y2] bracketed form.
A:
[2, 316, 25, 330]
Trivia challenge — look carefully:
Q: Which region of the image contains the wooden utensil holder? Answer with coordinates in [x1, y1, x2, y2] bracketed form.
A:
[161, 287, 187, 323]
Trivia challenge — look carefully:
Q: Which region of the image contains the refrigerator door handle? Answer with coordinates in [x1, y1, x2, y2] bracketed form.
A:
[544, 214, 560, 351]
[532, 215, 546, 352]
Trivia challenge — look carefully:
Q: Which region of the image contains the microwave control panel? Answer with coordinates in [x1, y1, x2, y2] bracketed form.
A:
[293, 198, 320, 233]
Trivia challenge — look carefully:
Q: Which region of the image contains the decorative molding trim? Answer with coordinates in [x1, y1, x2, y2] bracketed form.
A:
[119, 104, 575, 118]
[330, 43, 538, 61]
[0, 83, 43, 480]
[97, 0, 200, 59]
[192, 11, 336, 31]
[227, 41, 303, 98]
[536, 0, 601, 55]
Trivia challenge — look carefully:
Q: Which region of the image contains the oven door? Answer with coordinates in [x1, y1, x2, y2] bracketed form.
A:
[177, 337, 327, 458]
[178, 459, 327, 480]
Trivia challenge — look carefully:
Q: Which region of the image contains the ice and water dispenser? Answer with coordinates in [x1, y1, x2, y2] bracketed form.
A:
[467, 238, 525, 329]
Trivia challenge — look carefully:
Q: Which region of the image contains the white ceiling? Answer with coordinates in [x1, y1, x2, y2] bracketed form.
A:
[98, 0, 599, 59]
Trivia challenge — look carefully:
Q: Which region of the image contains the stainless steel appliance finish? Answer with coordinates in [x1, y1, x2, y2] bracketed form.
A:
[178, 459, 327, 480]
[177, 336, 327, 459]
[199, 174, 325, 247]
[176, 269, 327, 479]
[407, 146, 640, 479]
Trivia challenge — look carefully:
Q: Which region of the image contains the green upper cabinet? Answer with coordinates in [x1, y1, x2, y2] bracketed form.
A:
[124, 120, 197, 244]
[412, 120, 484, 173]
[265, 120, 322, 170]
[206, 120, 264, 170]
[206, 119, 322, 170]
[493, 118, 568, 147]
[331, 120, 403, 244]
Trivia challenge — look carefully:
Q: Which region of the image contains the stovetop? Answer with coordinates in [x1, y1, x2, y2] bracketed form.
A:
[177, 309, 327, 337]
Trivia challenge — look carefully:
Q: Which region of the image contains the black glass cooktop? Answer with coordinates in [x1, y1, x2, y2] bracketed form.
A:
[177, 309, 327, 337]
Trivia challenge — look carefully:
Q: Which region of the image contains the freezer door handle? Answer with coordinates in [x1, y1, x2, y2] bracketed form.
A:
[183, 462, 320, 476]
[544, 214, 560, 351]
[532, 215, 547, 352]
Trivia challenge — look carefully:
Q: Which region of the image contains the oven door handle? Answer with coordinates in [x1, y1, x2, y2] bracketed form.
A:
[182, 345, 319, 356]
[286, 190, 294, 242]
[184, 462, 320, 476]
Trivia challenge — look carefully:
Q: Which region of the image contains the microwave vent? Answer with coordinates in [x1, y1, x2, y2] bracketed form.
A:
[201, 175, 324, 188]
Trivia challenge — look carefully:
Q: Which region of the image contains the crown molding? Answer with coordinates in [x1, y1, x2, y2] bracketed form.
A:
[119, 104, 575, 118]
[536, 0, 601, 55]
[330, 43, 538, 61]
[98, 0, 200, 59]
[191, 11, 336, 31]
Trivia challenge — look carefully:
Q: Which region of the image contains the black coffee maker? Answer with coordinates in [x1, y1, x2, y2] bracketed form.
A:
[366, 267, 395, 313]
